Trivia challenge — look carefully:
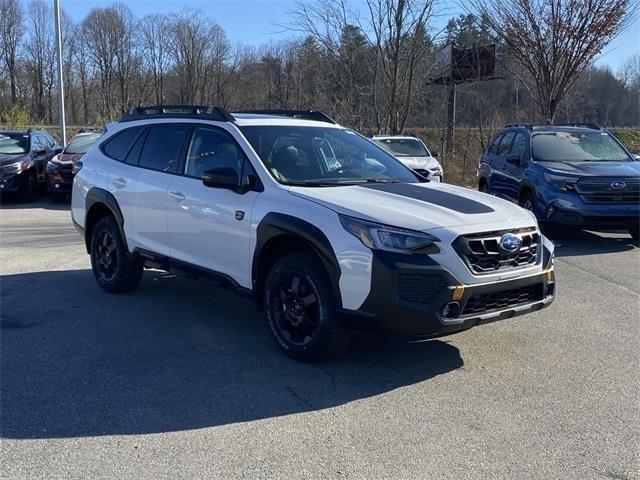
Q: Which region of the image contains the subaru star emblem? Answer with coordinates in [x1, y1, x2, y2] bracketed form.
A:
[610, 180, 626, 190]
[499, 233, 521, 253]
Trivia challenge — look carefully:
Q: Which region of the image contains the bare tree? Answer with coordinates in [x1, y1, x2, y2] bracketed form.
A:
[0, 0, 24, 103]
[25, 0, 55, 121]
[140, 13, 171, 105]
[365, 0, 435, 134]
[471, 0, 638, 123]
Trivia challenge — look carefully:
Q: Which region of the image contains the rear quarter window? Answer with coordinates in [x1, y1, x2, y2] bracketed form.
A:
[102, 127, 143, 161]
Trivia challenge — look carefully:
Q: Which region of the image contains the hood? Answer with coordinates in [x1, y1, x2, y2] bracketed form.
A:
[0, 153, 28, 166]
[539, 160, 640, 177]
[52, 152, 84, 164]
[289, 182, 534, 232]
[396, 156, 439, 170]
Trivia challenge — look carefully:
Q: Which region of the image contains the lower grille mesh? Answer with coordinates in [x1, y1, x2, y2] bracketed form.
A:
[397, 273, 447, 304]
[462, 283, 543, 316]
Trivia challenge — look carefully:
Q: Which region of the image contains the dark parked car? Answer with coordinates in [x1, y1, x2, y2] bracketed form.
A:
[478, 123, 640, 240]
[0, 129, 62, 201]
[47, 131, 101, 201]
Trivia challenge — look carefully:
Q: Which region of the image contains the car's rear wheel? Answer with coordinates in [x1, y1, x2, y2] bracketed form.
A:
[264, 253, 350, 362]
[20, 172, 36, 202]
[90, 216, 143, 293]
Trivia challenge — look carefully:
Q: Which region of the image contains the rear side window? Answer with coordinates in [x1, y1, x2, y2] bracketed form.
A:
[139, 125, 189, 173]
[103, 127, 142, 161]
[497, 131, 515, 156]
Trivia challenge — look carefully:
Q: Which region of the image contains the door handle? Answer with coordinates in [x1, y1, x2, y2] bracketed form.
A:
[169, 191, 186, 201]
[113, 177, 127, 189]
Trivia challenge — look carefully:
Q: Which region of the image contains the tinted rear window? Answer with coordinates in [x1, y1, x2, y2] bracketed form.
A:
[103, 127, 142, 161]
[139, 125, 189, 173]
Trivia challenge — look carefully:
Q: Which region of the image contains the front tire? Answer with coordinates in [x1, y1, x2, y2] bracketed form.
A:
[20, 172, 36, 202]
[90, 216, 143, 293]
[264, 253, 350, 362]
[520, 191, 536, 215]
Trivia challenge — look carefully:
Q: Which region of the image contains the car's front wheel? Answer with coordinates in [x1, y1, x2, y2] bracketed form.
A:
[90, 216, 143, 293]
[20, 172, 36, 202]
[264, 253, 350, 362]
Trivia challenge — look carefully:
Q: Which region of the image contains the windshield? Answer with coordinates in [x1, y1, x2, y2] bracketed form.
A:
[532, 131, 631, 162]
[240, 126, 419, 186]
[373, 138, 429, 157]
[0, 132, 28, 155]
[65, 133, 100, 154]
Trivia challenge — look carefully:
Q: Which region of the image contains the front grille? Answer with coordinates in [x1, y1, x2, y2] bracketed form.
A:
[454, 228, 540, 275]
[57, 164, 74, 182]
[462, 283, 544, 316]
[575, 177, 640, 204]
[396, 273, 447, 304]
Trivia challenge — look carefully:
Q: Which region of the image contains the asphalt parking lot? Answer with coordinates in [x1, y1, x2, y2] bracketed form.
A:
[1, 198, 639, 480]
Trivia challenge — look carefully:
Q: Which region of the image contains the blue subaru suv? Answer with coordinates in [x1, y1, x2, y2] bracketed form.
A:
[478, 124, 640, 240]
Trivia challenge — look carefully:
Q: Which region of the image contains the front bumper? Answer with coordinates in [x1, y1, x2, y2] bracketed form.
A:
[0, 172, 24, 193]
[341, 250, 555, 336]
[539, 189, 640, 229]
[46, 169, 74, 193]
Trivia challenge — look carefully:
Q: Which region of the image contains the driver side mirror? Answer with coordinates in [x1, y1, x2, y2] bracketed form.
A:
[431, 151, 439, 158]
[54, 147, 63, 155]
[506, 154, 521, 165]
[202, 167, 240, 192]
[33, 148, 46, 156]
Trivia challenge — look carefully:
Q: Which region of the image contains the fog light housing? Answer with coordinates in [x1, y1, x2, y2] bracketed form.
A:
[442, 302, 461, 320]
[545, 283, 555, 298]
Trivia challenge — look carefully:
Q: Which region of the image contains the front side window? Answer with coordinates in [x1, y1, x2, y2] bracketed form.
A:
[31, 136, 42, 151]
[185, 127, 244, 179]
[240, 126, 418, 186]
[532, 131, 632, 162]
[373, 138, 430, 157]
[0, 132, 29, 155]
[139, 125, 189, 173]
[488, 134, 503, 154]
[510, 132, 528, 161]
[65, 134, 101, 154]
[497, 131, 515, 157]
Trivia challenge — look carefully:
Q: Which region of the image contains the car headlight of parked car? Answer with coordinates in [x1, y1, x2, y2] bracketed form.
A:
[340, 214, 440, 254]
[2, 160, 28, 174]
[543, 172, 578, 191]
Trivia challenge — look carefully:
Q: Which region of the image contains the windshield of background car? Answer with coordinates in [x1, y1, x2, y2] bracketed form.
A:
[374, 138, 429, 157]
[239, 126, 419, 186]
[0, 132, 28, 155]
[65, 133, 100, 154]
[532, 131, 631, 162]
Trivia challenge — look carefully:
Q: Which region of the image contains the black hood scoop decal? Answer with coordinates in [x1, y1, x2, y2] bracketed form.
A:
[360, 183, 494, 214]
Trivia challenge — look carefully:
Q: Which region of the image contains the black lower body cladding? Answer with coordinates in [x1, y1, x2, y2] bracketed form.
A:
[341, 250, 555, 336]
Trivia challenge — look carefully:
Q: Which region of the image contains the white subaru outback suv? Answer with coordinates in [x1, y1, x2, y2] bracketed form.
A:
[372, 135, 443, 181]
[72, 106, 555, 361]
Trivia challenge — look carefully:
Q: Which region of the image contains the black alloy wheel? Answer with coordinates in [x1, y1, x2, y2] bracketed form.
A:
[90, 216, 143, 293]
[264, 253, 350, 361]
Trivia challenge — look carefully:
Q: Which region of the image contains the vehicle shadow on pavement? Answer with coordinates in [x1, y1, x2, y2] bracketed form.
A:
[0, 196, 69, 211]
[543, 228, 637, 257]
[0, 269, 463, 439]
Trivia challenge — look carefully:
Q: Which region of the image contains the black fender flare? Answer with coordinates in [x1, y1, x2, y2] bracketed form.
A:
[84, 187, 128, 253]
[253, 212, 342, 308]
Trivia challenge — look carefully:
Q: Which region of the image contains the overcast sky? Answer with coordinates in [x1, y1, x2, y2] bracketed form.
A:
[55, 0, 639, 72]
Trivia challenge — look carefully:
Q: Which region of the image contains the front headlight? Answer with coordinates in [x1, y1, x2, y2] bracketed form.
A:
[339, 215, 440, 254]
[544, 172, 578, 191]
[2, 161, 24, 174]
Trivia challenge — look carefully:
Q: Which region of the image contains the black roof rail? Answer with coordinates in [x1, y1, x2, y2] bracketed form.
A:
[234, 109, 337, 124]
[119, 105, 236, 123]
[504, 123, 533, 129]
[555, 122, 601, 130]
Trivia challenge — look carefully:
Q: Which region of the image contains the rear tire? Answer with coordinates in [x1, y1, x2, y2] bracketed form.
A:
[264, 253, 350, 362]
[90, 216, 143, 293]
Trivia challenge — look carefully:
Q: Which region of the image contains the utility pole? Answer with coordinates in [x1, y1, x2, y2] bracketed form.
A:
[54, 0, 66, 145]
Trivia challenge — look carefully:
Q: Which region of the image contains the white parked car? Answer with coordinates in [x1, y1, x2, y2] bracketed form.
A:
[71, 107, 555, 361]
[372, 135, 443, 181]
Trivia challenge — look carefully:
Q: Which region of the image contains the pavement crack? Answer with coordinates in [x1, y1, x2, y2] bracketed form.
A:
[286, 386, 315, 409]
